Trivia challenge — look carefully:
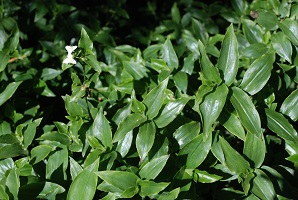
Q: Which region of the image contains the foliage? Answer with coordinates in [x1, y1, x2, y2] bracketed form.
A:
[0, 0, 298, 199]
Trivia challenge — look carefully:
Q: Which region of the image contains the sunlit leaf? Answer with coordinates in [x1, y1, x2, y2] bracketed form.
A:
[139, 155, 169, 180]
[280, 89, 298, 121]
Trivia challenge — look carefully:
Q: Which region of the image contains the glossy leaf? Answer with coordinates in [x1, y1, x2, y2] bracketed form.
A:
[46, 148, 68, 179]
[240, 51, 275, 95]
[78, 27, 93, 51]
[143, 77, 168, 120]
[0, 81, 22, 107]
[178, 133, 211, 169]
[69, 157, 83, 181]
[139, 155, 169, 180]
[217, 24, 239, 86]
[116, 130, 133, 157]
[155, 95, 190, 128]
[256, 9, 278, 30]
[251, 169, 276, 200]
[30, 145, 54, 164]
[96, 171, 139, 191]
[271, 32, 292, 63]
[230, 87, 262, 137]
[280, 89, 298, 121]
[242, 43, 268, 59]
[131, 90, 146, 114]
[123, 61, 148, 80]
[173, 121, 200, 149]
[162, 38, 178, 70]
[173, 71, 188, 93]
[242, 19, 264, 44]
[6, 168, 19, 200]
[136, 121, 156, 161]
[265, 108, 298, 143]
[158, 188, 180, 200]
[198, 40, 221, 84]
[279, 18, 298, 46]
[92, 108, 112, 148]
[113, 113, 147, 142]
[0, 52, 9, 72]
[244, 132, 266, 168]
[194, 169, 222, 183]
[199, 84, 228, 139]
[0, 144, 27, 159]
[67, 160, 98, 200]
[139, 180, 169, 197]
[220, 136, 251, 174]
[23, 118, 42, 148]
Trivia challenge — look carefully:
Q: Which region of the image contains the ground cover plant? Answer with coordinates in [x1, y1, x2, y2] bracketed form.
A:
[0, 0, 298, 199]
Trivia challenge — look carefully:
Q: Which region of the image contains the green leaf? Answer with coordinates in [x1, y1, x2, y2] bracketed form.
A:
[217, 24, 239, 86]
[271, 32, 292, 63]
[242, 43, 268, 59]
[162, 38, 178, 70]
[182, 30, 200, 55]
[230, 87, 262, 137]
[240, 51, 275, 95]
[242, 19, 264, 44]
[139, 155, 169, 180]
[194, 169, 222, 183]
[6, 168, 19, 200]
[113, 113, 146, 142]
[280, 88, 298, 121]
[0, 144, 27, 159]
[173, 71, 188, 93]
[155, 95, 190, 128]
[279, 18, 298, 46]
[182, 53, 196, 75]
[244, 132, 266, 168]
[178, 133, 211, 169]
[199, 84, 229, 139]
[36, 79, 56, 97]
[46, 148, 68, 179]
[116, 130, 133, 157]
[3, 27, 19, 53]
[78, 27, 93, 51]
[139, 180, 169, 197]
[85, 54, 102, 73]
[92, 107, 112, 148]
[96, 171, 139, 191]
[173, 121, 201, 149]
[0, 81, 22, 107]
[171, 2, 180, 23]
[136, 121, 156, 161]
[158, 188, 180, 200]
[63, 95, 84, 117]
[131, 90, 146, 114]
[67, 160, 98, 200]
[123, 61, 148, 80]
[251, 169, 276, 200]
[256, 9, 279, 30]
[23, 118, 42, 148]
[0, 52, 9, 72]
[30, 145, 54, 164]
[197, 40, 221, 84]
[265, 108, 298, 143]
[69, 157, 83, 181]
[38, 131, 71, 145]
[220, 136, 251, 174]
[143, 77, 168, 120]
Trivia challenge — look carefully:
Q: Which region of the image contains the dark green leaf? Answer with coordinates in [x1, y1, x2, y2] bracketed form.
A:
[0, 81, 22, 107]
[271, 32, 292, 63]
[46, 148, 68, 179]
[280, 89, 298, 121]
[113, 113, 147, 142]
[30, 145, 54, 164]
[155, 95, 190, 128]
[256, 9, 279, 30]
[217, 24, 239, 86]
[173, 71, 188, 93]
[139, 155, 169, 180]
[0, 144, 27, 159]
[23, 118, 42, 148]
[242, 19, 264, 44]
[139, 180, 169, 197]
[131, 90, 146, 114]
[123, 61, 148, 80]
[173, 121, 200, 149]
[136, 121, 156, 161]
[240, 51, 275, 95]
[162, 38, 178, 70]
[251, 169, 276, 200]
[279, 18, 298, 46]
[230, 87, 262, 137]
[0, 52, 9, 72]
[143, 77, 168, 120]
[6, 168, 19, 200]
[78, 27, 93, 51]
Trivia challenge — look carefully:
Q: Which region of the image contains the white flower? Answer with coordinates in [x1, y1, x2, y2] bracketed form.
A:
[63, 45, 77, 64]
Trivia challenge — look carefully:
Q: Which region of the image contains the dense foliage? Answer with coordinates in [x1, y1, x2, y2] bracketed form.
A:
[0, 0, 298, 199]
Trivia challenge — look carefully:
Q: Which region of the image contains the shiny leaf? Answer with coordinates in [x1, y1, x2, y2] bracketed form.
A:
[173, 121, 201, 149]
[280, 89, 298, 121]
[251, 169, 276, 200]
[0, 81, 22, 107]
[162, 38, 178, 70]
[139, 155, 169, 180]
[271, 32, 292, 63]
[279, 18, 298, 46]
[136, 121, 156, 161]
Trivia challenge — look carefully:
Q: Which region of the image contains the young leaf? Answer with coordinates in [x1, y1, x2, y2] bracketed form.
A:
[96, 171, 139, 191]
[139, 155, 169, 180]
[243, 132, 266, 168]
[217, 24, 239, 86]
[155, 95, 190, 128]
[92, 107, 112, 148]
[280, 89, 298, 121]
[162, 38, 178, 70]
[113, 113, 147, 142]
[230, 87, 262, 138]
[199, 84, 229, 139]
[219, 136, 251, 174]
[136, 121, 156, 161]
[0, 81, 22, 107]
[240, 51, 275, 95]
[143, 77, 168, 120]
[279, 18, 298, 46]
[178, 133, 211, 169]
